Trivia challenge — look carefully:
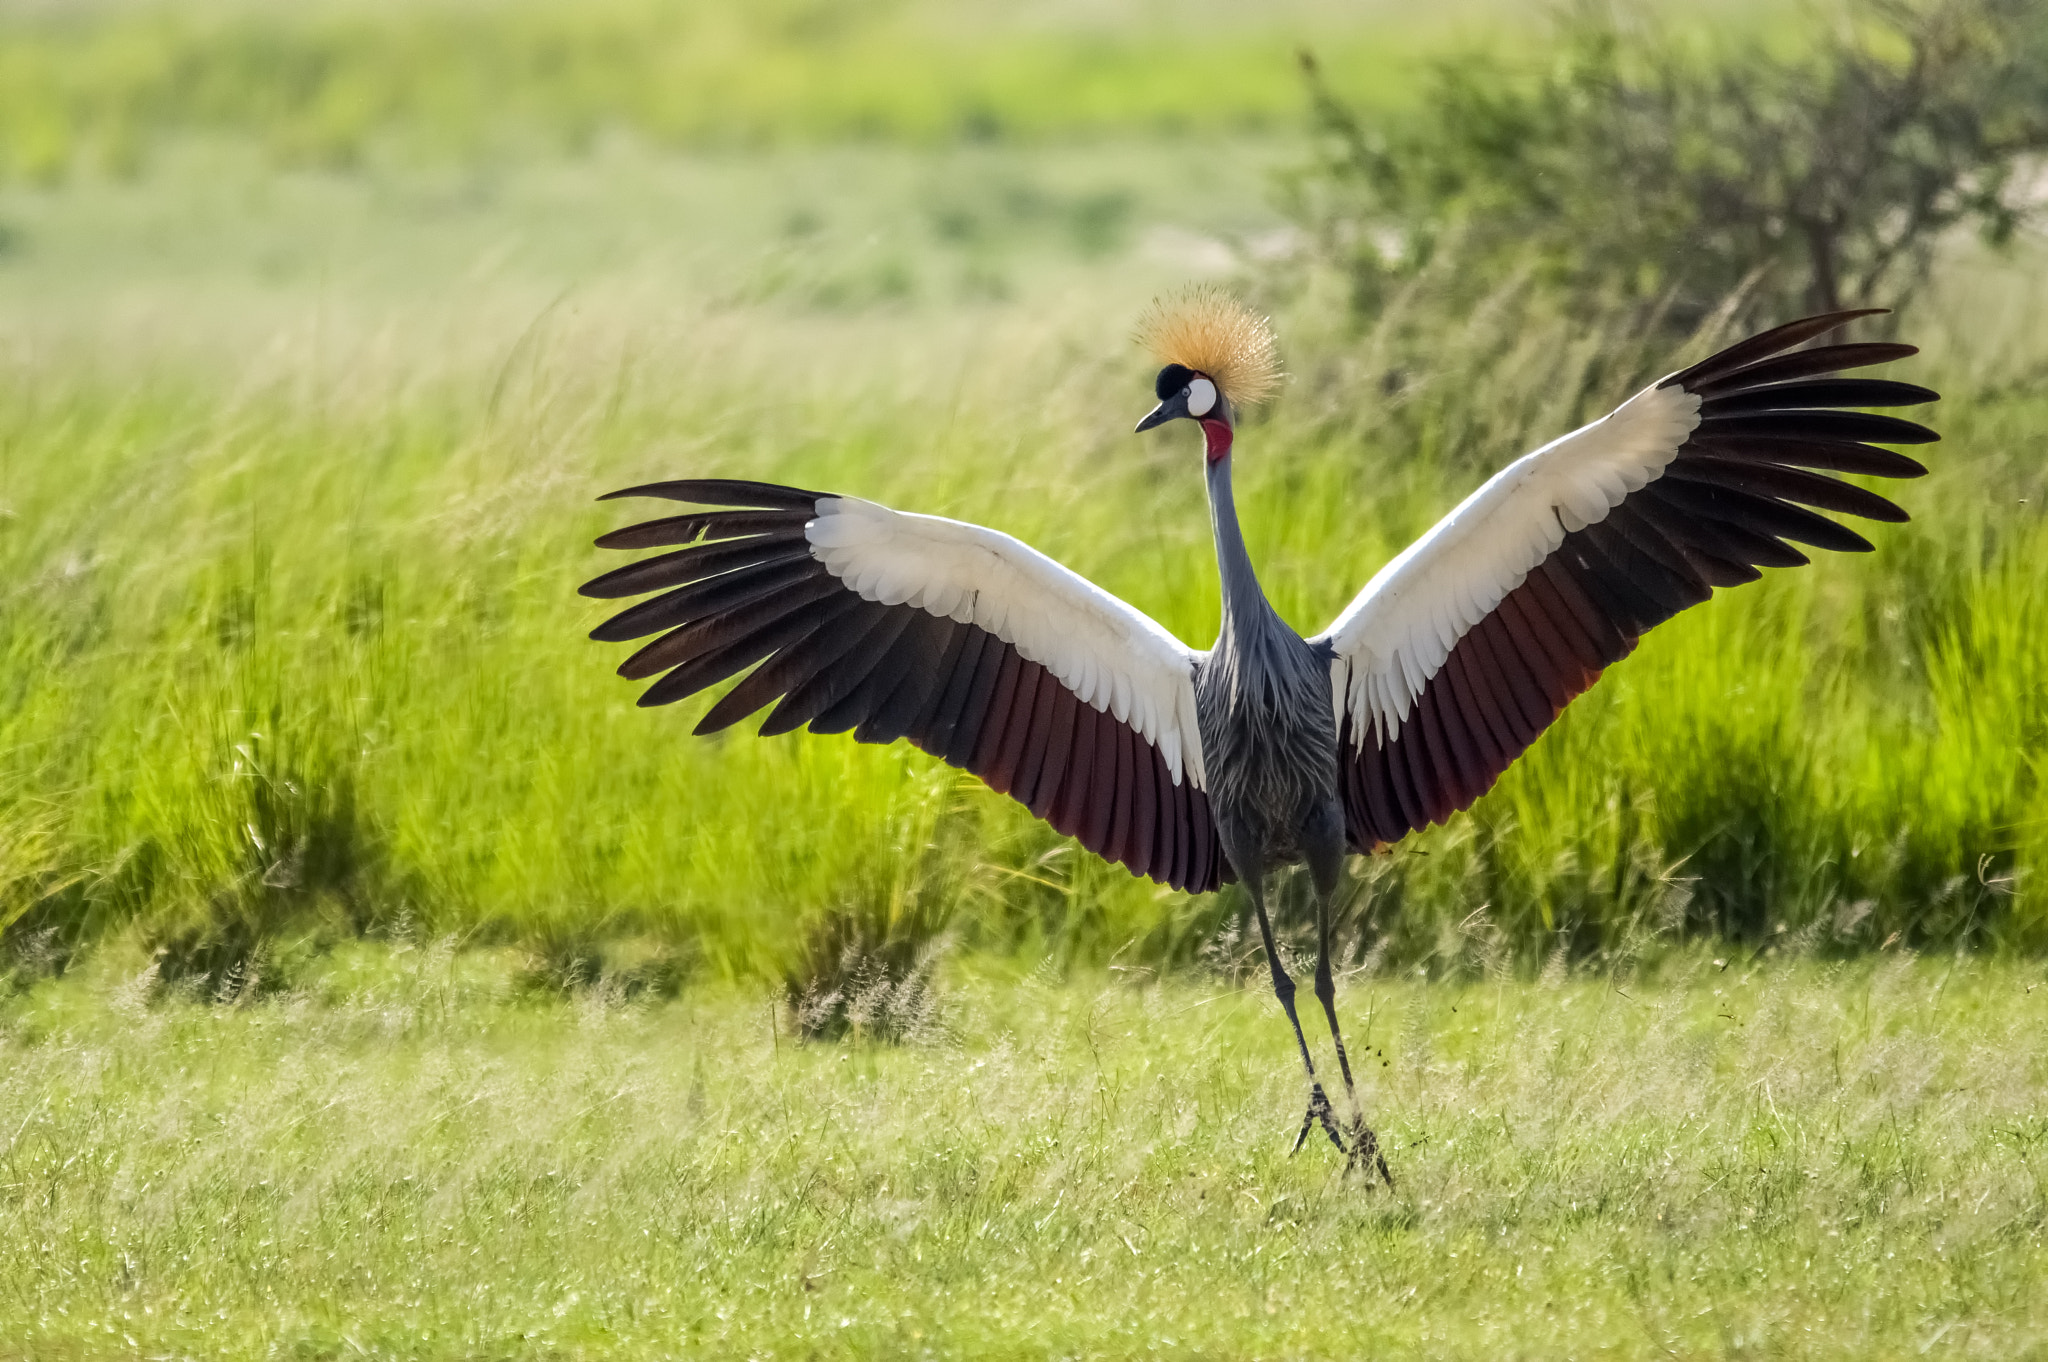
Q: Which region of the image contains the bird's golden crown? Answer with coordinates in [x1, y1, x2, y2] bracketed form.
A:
[1135, 286, 1282, 407]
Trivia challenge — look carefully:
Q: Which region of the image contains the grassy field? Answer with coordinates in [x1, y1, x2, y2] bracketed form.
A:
[1, 949, 2043, 1357]
[4, 0, 2037, 985]
[3, 135, 2045, 983]
[2, 0, 2046, 1354]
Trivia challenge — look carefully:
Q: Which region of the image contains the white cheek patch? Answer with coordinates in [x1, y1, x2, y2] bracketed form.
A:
[1186, 376, 1217, 417]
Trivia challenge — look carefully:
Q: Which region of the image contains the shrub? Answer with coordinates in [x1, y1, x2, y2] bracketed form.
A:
[1289, 0, 2048, 332]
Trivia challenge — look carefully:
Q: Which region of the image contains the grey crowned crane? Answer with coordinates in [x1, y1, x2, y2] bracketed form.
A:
[579, 294, 1937, 1181]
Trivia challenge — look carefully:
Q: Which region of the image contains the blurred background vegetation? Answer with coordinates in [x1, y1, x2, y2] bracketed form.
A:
[1, 0, 2044, 1013]
[0, 0, 1756, 178]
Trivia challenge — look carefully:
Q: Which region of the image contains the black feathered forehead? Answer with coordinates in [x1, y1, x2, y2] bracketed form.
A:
[1154, 363, 1196, 400]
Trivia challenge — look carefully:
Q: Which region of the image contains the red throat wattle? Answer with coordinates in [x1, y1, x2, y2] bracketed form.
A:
[1201, 418, 1233, 463]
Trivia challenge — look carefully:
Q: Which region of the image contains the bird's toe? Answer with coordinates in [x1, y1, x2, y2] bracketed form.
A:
[1343, 1116, 1395, 1187]
[1290, 1083, 1349, 1158]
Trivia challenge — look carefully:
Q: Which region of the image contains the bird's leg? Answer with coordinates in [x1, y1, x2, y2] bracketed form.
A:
[1302, 810, 1394, 1188]
[1243, 878, 1346, 1158]
[1312, 892, 1394, 1187]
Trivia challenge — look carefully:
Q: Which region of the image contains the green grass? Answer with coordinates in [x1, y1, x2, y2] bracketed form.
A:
[4, 212, 2046, 983]
[0, 0, 2041, 997]
[1, 951, 2043, 1357]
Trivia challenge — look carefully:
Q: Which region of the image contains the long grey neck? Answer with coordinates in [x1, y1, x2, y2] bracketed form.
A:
[1205, 449, 1283, 658]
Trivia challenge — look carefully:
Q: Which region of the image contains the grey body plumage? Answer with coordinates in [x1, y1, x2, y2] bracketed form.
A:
[1194, 454, 1342, 880]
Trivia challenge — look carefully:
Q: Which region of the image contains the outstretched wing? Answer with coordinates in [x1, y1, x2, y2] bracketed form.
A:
[580, 480, 1230, 892]
[1312, 310, 1938, 851]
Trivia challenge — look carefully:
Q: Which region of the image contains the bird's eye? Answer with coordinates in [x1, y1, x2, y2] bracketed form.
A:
[1186, 376, 1218, 417]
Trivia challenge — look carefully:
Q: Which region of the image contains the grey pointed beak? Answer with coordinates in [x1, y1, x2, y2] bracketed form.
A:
[1135, 391, 1190, 433]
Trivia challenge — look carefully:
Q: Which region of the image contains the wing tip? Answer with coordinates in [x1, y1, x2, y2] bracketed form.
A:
[1663, 309, 1902, 393]
[595, 478, 827, 510]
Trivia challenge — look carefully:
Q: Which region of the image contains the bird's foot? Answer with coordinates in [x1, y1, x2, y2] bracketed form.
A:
[1343, 1114, 1395, 1188]
[1289, 1083, 1348, 1157]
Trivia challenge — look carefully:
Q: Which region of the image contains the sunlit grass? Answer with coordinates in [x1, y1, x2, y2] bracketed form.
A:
[0, 950, 2042, 1356]
[4, 247, 2045, 983]
[0, 0, 2042, 990]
